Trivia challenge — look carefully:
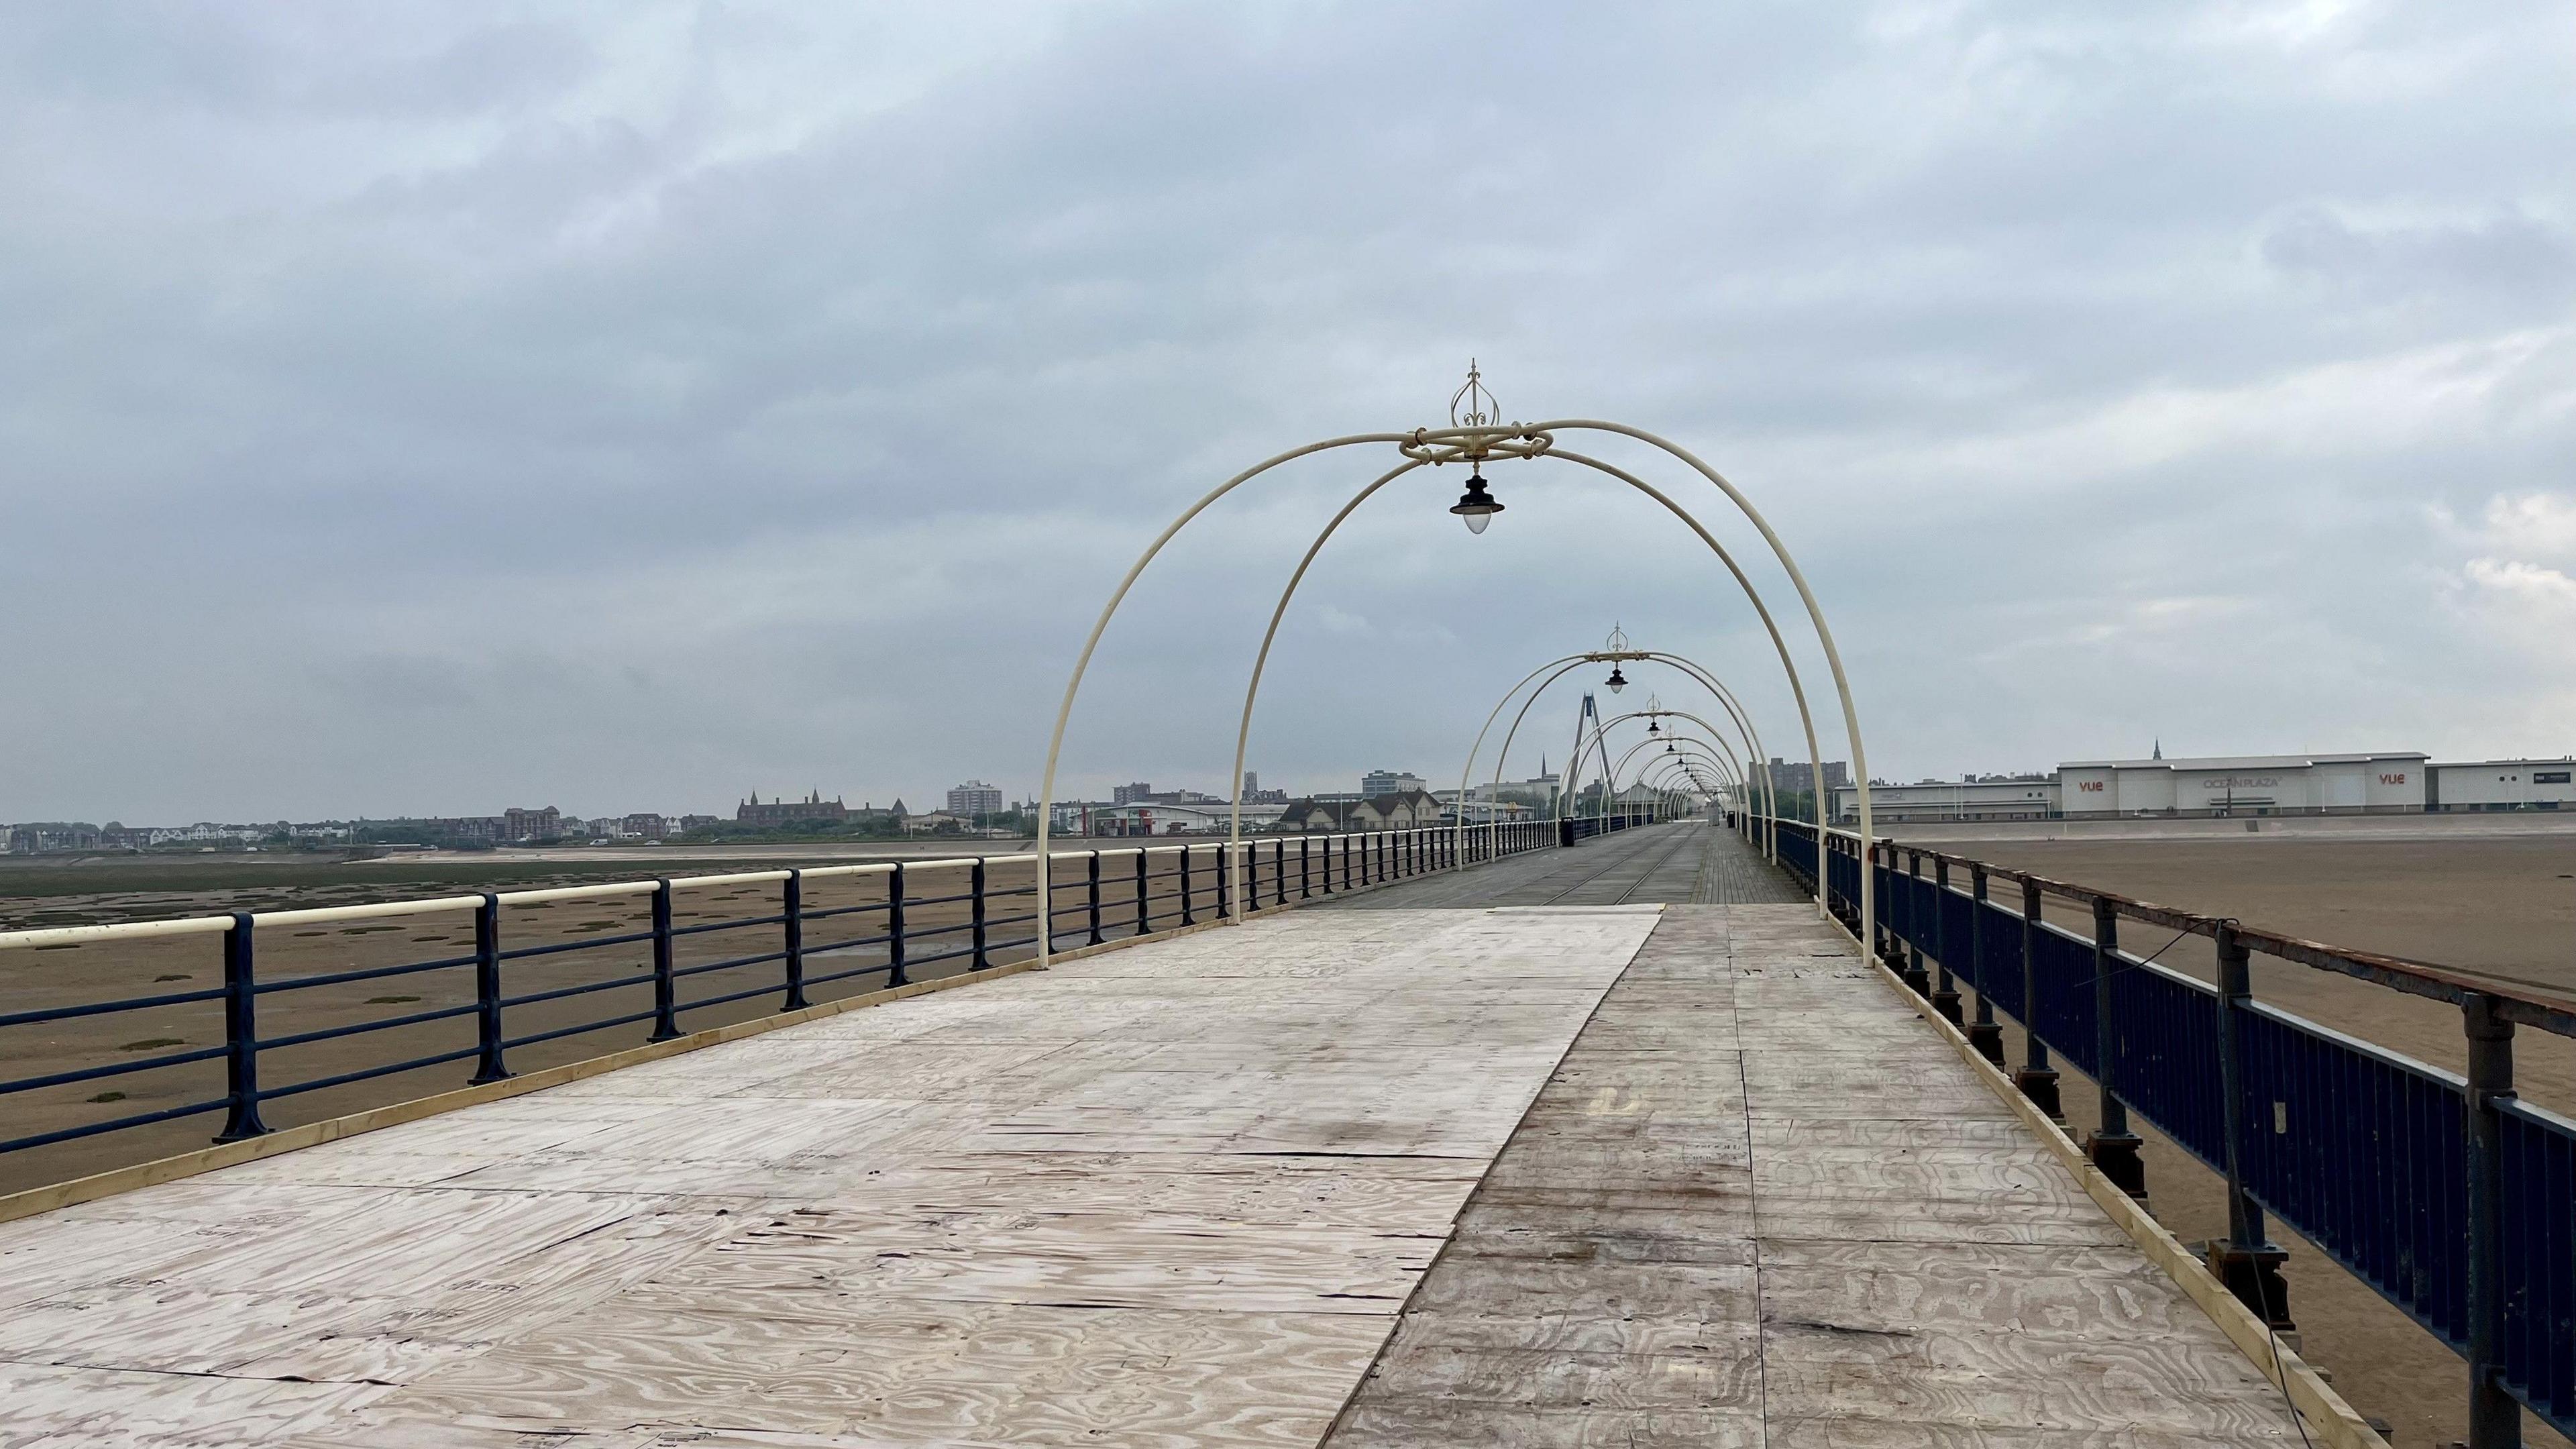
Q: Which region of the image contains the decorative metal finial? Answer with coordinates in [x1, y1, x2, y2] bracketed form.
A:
[1450, 360, 1499, 429]
[1605, 623, 1629, 653]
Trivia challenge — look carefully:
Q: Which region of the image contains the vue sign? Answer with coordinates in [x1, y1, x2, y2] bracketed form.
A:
[2077, 780, 2106, 792]
[2379, 773, 2408, 786]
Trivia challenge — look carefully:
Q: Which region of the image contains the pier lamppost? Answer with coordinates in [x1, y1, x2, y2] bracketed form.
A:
[1038, 365, 1879, 964]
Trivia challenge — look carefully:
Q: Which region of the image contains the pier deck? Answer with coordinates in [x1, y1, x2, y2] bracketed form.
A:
[0, 858, 2314, 1445]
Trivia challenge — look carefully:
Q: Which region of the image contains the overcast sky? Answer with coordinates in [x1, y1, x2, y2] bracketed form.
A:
[3, 2, 2570, 822]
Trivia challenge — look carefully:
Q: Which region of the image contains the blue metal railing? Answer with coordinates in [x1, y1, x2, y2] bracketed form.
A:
[1, 815, 1606, 1181]
[1834, 830, 2575, 1447]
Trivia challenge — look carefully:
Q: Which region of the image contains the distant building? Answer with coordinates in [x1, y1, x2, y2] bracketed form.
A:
[1823, 749, 2576, 822]
[2060, 753, 2425, 817]
[677, 814, 721, 833]
[1831, 776, 2059, 824]
[1360, 769, 1426, 798]
[1277, 789, 1444, 833]
[946, 781, 1005, 819]
[502, 806, 562, 841]
[735, 791, 848, 826]
[1086, 800, 1289, 835]
[1766, 759, 1851, 796]
[2427, 759, 2576, 812]
[1112, 782, 1155, 806]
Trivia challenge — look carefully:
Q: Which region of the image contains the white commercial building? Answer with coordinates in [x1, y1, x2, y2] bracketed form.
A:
[2060, 752, 2426, 817]
[1831, 777, 2059, 825]
[2428, 759, 2576, 812]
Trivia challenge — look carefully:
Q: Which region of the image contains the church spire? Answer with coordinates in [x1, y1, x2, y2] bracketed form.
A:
[2152, 738, 2163, 761]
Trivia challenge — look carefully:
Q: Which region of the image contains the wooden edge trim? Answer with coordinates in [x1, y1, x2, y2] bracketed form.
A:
[1815, 913, 2387, 1449]
[0, 849, 1468, 1227]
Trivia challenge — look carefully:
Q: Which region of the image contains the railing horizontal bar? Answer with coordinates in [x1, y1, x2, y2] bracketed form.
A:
[804, 932, 892, 955]
[0, 984, 229, 1030]
[676, 979, 798, 1014]
[495, 974, 650, 1010]
[497, 930, 657, 962]
[254, 952, 479, 995]
[0, 1042, 231, 1096]
[261, 1044, 486, 1101]
[258, 1001, 481, 1052]
[669, 949, 791, 980]
[0, 916, 234, 952]
[0, 1096, 229, 1154]
[667, 914, 788, 939]
[495, 881, 661, 908]
[801, 960, 895, 989]
[798, 862, 896, 880]
[797, 902, 890, 922]
[252, 896, 483, 928]
[667, 870, 792, 890]
[501, 1007, 659, 1051]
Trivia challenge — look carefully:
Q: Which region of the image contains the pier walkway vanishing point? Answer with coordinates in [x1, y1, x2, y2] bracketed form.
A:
[2, 823, 2342, 1446]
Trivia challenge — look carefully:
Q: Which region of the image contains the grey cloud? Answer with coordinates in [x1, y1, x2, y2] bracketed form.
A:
[2, 1, 2571, 821]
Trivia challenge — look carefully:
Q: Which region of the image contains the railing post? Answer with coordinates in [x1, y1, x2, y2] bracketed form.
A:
[1216, 841, 1232, 918]
[2014, 879, 2063, 1120]
[1086, 851, 1104, 946]
[1134, 849, 1151, 934]
[970, 858, 990, 969]
[213, 912, 270, 1142]
[470, 893, 510, 1083]
[2204, 920, 2291, 1331]
[2085, 898, 2145, 1202]
[1880, 841, 1906, 969]
[887, 863, 910, 986]
[1275, 841, 1288, 907]
[1302, 837, 1313, 898]
[649, 880, 680, 1040]
[1930, 859, 1963, 1026]
[1966, 865, 2005, 1067]
[782, 871, 808, 1010]
[1900, 851, 1932, 997]
[1178, 845, 1195, 926]
[2465, 989, 2520, 1449]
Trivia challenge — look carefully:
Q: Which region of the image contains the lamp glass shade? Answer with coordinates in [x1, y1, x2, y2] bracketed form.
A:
[1449, 472, 1503, 534]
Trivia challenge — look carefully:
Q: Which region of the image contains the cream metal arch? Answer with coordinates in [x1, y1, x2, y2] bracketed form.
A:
[1635, 743, 1736, 806]
[1220, 449, 1822, 915]
[1600, 715, 1746, 823]
[1452, 651, 1776, 854]
[1038, 384, 1878, 963]
[1613, 735, 1741, 816]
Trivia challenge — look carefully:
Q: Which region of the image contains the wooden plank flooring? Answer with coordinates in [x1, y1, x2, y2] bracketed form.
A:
[0, 908, 1660, 1448]
[0, 896, 2316, 1448]
[1324, 905, 2310, 1446]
